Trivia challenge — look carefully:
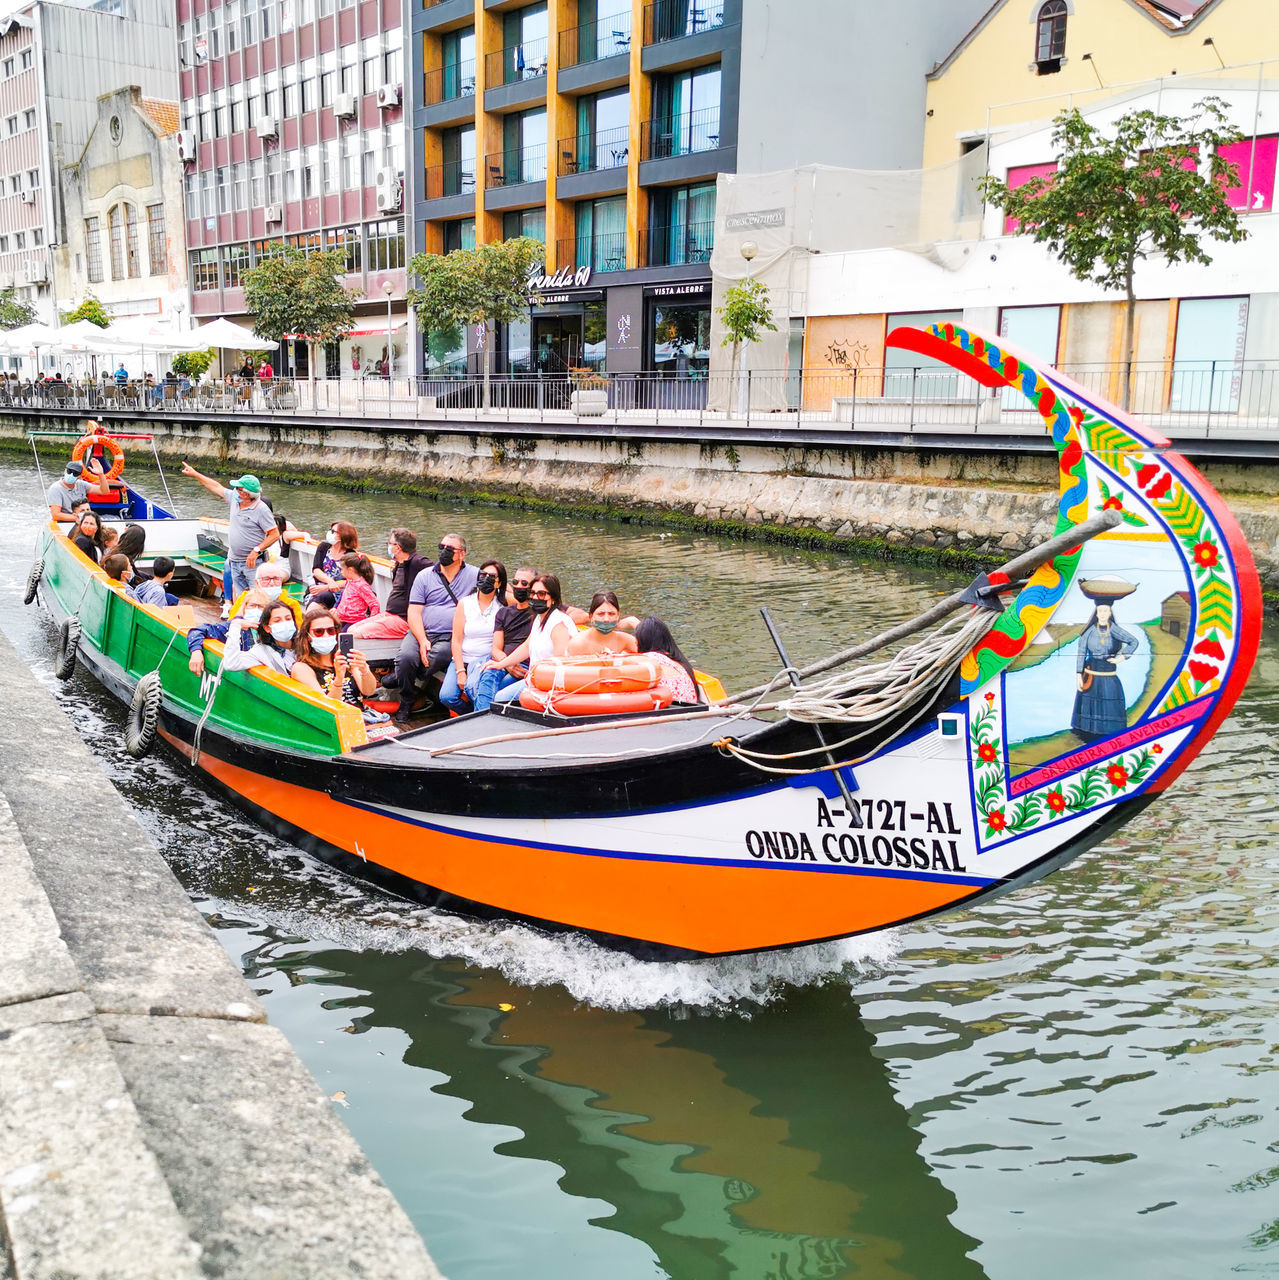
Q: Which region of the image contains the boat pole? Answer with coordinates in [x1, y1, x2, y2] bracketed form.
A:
[759, 606, 860, 820]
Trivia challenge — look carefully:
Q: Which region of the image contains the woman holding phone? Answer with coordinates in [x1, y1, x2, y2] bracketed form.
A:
[290, 609, 380, 717]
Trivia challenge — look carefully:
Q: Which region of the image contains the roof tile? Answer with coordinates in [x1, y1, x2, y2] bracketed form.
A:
[140, 98, 180, 136]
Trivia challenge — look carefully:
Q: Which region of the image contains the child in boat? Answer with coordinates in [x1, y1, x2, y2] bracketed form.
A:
[333, 553, 382, 626]
[633, 616, 702, 705]
[566, 591, 639, 657]
[132, 557, 176, 608]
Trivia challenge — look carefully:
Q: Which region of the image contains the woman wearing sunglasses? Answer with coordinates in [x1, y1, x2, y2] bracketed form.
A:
[482, 573, 576, 706]
[290, 609, 378, 714]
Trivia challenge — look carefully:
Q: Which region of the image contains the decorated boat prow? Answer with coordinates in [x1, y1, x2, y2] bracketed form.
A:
[26, 324, 1262, 958]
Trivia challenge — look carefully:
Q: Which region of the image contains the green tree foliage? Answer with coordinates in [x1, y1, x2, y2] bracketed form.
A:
[717, 277, 777, 415]
[60, 296, 111, 328]
[171, 349, 215, 378]
[0, 289, 36, 329]
[977, 99, 1246, 407]
[242, 246, 361, 377]
[408, 237, 545, 407]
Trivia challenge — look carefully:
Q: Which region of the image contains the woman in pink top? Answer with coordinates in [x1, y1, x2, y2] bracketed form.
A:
[633, 616, 702, 704]
[334, 552, 383, 626]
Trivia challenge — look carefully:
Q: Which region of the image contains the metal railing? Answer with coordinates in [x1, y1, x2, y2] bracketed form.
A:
[7, 361, 1279, 441]
[642, 0, 726, 45]
[640, 219, 714, 266]
[558, 13, 633, 66]
[640, 107, 720, 160]
[485, 143, 547, 188]
[557, 124, 631, 176]
[422, 159, 477, 200]
[484, 37, 549, 88]
[554, 232, 627, 273]
[422, 59, 476, 106]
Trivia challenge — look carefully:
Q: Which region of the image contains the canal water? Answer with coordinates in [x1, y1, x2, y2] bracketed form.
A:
[2, 453, 1277, 1280]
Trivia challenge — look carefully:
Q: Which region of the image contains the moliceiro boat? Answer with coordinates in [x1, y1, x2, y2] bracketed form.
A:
[26, 325, 1261, 959]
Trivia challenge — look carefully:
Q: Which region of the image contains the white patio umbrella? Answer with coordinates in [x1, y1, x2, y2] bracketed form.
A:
[193, 317, 278, 384]
[0, 323, 63, 377]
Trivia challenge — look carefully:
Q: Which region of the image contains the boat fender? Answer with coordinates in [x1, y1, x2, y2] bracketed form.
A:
[125, 671, 162, 758]
[53, 616, 81, 681]
[72, 428, 126, 483]
[23, 557, 43, 605]
[529, 655, 662, 694]
[519, 686, 674, 716]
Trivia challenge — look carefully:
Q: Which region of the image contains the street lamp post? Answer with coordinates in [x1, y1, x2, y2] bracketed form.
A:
[737, 241, 758, 420]
[383, 279, 394, 416]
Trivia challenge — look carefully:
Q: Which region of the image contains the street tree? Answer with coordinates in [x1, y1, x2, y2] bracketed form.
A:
[242, 247, 360, 379]
[0, 289, 36, 329]
[977, 99, 1246, 407]
[171, 349, 216, 378]
[717, 276, 777, 415]
[61, 296, 111, 328]
[408, 237, 545, 409]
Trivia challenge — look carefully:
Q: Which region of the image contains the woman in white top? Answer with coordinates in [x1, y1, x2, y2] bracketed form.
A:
[440, 560, 505, 714]
[484, 573, 576, 706]
[220, 600, 299, 678]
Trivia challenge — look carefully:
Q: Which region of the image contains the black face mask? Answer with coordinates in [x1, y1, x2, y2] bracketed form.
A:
[438, 546, 456, 567]
[529, 598, 550, 615]
[475, 572, 496, 594]
[511, 585, 531, 603]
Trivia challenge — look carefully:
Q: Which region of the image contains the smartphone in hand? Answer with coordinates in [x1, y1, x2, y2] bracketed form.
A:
[338, 632, 354, 656]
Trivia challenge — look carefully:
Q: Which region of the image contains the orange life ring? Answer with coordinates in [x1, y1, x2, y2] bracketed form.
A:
[519, 686, 674, 716]
[72, 427, 125, 483]
[529, 654, 661, 695]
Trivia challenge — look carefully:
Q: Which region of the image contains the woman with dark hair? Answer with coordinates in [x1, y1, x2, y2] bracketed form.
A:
[440, 559, 505, 715]
[221, 599, 300, 677]
[567, 590, 638, 657]
[72, 510, 106, 563]
[484, 573, 576, 705]
[634, 616, 702, 704]
[309, 519, 359, 606]
[290, 608, 380, 715]
[114, 523, 146, 563]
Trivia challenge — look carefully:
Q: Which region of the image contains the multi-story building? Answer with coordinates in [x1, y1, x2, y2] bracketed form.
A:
[410, 0, 988, 381]
[53, 87, 189, 326]
[0, 0, 178, 325]
[176, 0, 409, 375]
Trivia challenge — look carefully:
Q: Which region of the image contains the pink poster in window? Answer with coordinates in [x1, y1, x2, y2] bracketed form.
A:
[1219, 135, 1278, 212]
[1003, 163, 1056, 234]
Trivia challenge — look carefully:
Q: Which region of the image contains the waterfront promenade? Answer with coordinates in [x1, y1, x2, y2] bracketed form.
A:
[0, 626, 443, 1279]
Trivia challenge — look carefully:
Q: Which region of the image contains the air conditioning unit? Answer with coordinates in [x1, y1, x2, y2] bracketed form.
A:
[376, 83, 401, 109]
[23, 258, 47, 284]
[374, 166, 401, 212]
[256, 115, 279, 140]
[177, 129, 196, 162]
[0, 272, 13, 289]
[264, 203, 283, 224]
[334, 92, 357, 119]
[19, 189, 34, 204]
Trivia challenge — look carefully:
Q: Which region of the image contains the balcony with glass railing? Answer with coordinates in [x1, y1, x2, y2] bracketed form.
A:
[642, 0, 726, 45]
[556, 231, 628, 274]
[422, 60, 476, 106]
[422, 159, 477, 200]
[485, 143, 548, 188]
[484, 37, 550, 88]
[640, 107, 720, 160]
[558, 12, 633, 67]
[558, 124, 631, 176]
[641, 219, 714, 266]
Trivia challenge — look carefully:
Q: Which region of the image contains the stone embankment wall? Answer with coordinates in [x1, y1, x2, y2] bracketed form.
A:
[3, 411, 1276, 597]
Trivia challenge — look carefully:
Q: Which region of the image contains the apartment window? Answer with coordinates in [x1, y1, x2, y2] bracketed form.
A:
[438, 27, 476, 101]
[20, 51, 31, 70]
[23, 108, 34, 130]
[124, 203, 141, 276]
[647, 182, 714, 266]
[341, 129, 360, 187]
[190, 247, 220, 290]
[300, 58, 316, 113]
[498, 108, 547, 185]
[2, 59, 12, 77]
[85, 217, 103, 282]
[224, 243, 251, 286]
[7, 176, 18, 195]
[301, 145, 318, 198]
[252, 238, 284, 263]
[361, 35, 382, 95]
[146, 204, 166, 274]
[574, 196, 626, 272]
[1218, 135, 1279, 212]
[1002, 162, 1056, 233]
[5, 116, 17, 136]
[282, 62, 298, 116]
[184, 172, 197, 219]
[442, 218, 476, 254]
[323, 139, 340, 195]
[440, 125, 476, 196]
[648, 65, 720, 158]
[241, 0, 257, 45]
[326, 225, 361, 272]
[13, 231, 24, 249]
[0, 236, 8, 252]
[1035, 1, 1067, 73]
[366, 217, 404, 271]
[32, 228, 42, 246]
[225, 0, 240, 52]
[571, 88, 629, 173]
[339, 45, 359, 94]
[108, 205, 125, 278]
[26, 168, 38, 189]
[319, 49, 337, 106]
[499, 3, 547, 84]
[502, 208, 544, 244]
[229, 81, 244, 133]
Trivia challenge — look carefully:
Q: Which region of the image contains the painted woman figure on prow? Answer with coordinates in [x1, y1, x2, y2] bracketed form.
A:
[1071, 579, 1140, 741]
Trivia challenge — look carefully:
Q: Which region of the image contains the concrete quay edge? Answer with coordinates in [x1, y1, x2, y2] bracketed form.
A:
[0, 625, 443, 1280]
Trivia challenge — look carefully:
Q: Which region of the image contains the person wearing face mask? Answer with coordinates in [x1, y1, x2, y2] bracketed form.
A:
[390, 532, 478, 725]
[220, 600, 300, 677]
[348, 528, 427, 641]
[567, 591, 640, 657]
[101, 552, 134, 588]
[290, 609, 379, 712]
[333, 553, 383, 627]
[47, 458, 112, 526]
[484, 574, 576, 706]
[224, 562, 304, 630]
[440, 560, 506, 715]
[187, 588, 272, 674]
[470, 565, 537, 712]
[180, 463, 280, 604]
[308, 520, 360, 607]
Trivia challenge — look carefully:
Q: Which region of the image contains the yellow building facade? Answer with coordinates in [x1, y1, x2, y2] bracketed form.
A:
[923, 0, 1279, 167]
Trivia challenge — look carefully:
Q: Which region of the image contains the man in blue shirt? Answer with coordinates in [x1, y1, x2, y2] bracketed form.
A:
[114, 363, 129, 387]
[391, 532, 477, 723]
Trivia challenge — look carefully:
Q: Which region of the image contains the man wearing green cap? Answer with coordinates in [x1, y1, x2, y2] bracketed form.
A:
[180, 461, 280, 600]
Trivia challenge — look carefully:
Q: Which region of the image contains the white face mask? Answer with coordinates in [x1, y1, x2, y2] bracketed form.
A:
[387, 544, 398, 559]
[260, 584, 283, 600]
[269, 620, 296, 644]
[311, 634, 337, 655]
[328, 529, 339, 543]
[243, 607, 264, 627]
